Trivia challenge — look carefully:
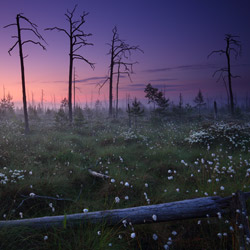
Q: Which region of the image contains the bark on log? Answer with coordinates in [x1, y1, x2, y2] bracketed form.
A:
[236, 191, 250, 239]
[0, 195, 234, 230]
[88, 168, 110, 179]
[231, 191, 250, 249]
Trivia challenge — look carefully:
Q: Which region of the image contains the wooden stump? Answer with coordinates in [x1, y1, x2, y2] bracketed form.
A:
[231, 191, 250, 250]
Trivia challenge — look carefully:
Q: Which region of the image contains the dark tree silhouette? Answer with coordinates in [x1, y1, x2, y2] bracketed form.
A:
[127, 97, 144, 129]
[0, 93, 15, 115]
[144, 83, 158, 109]
[178, 93, 183, 110]
[144, 83, 169, 115]
[193, 89, 206, 118]
[214, 101, 218, 120]
[45, 5, 94, 123]
[115, 59, 122, 117]
[100, 26, 143, 116]
[4, 14, 46, 133]
[208, 34, 241, 115]
[174, 92, 184, 118]
[155, 91, 169, 115]
[114, 58, 132, 117]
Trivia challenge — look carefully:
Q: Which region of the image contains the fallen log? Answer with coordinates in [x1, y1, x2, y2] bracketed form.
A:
[0, 193, 249, 230]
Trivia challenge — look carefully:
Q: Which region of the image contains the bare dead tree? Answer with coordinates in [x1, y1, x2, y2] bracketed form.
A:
[45, 5, 94, 123]
[208, 34, 241, 115]
[116, 59, 122, 117]
[73, 67, 76, 111]
[99, 26, 143, 117]
[4, 14, 46, 134]
[114, 57, 134, 117]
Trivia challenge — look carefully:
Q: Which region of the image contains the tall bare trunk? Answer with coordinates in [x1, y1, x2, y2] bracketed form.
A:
[109, 45, 114, 116]
[109, 67, 113, 116]
[17, 15, 29, 133]
[116, 62, 121, 118]
[226, 39, 234, 115]
[68, 35, 73, 123]
[73, 67, 76, 112]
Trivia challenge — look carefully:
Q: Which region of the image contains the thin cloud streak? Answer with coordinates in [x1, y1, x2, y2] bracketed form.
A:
[52, 76, 108, 85]
[52, 75, 128, 86]
[232, 63, 250, 68]
[120, 83, 186, 92]
[143, 63, 218, 73]
[150, 78, 178, 82]
[76, 75, 126, 84]
[76, 76, 107, 83]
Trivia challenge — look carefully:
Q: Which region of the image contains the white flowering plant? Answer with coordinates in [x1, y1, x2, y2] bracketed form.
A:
[185, 121, 250, 149]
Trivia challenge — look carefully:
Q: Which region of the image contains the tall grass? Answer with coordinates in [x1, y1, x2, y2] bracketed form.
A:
[0, 115, 250, 249]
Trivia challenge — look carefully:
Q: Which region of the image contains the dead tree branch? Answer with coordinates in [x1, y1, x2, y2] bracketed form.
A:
[4, 13, 46, 134]
[45, 5, 94, 124]
[100, 26, 143, 116]
[208, 34, 241, 115]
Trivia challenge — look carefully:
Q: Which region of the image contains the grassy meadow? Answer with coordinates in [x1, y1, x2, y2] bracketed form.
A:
[0, 108, 250, 249]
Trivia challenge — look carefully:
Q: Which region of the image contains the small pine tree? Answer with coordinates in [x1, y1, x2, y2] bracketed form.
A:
[95, 100, 102, 112]
[73, 106, 85, 127]
[0, 93, 15, 116]
[60, 98, 68, 110]
[144, 83, 169, 117]
[55, 108, 69, 128]
[127, 98, 144, 129]
[144, 83, 158, 108]
[155, 91, 169, 116]
[28, 105, 39, 120]
[83, 103, 93, 120]
[194, 89, 206, 118]
[54, 98, 69, 128]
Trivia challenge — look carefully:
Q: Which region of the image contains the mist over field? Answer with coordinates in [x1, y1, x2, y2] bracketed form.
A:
[1, 1, 250, 249]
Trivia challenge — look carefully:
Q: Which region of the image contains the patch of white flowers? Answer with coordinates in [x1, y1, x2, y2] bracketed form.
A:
[185, 121, 250, 148]
[0, 168, 26, 184]
[185, 130, 212, 144]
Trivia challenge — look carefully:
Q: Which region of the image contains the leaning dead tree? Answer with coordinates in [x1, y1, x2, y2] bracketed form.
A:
[208, 34, 241, 115]
[45, 5, 94, 124]
[4, 14, 46, 133]
[100, 26, 143, 117]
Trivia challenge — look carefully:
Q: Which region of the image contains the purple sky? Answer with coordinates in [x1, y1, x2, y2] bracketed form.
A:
[0, 0, 250, 107]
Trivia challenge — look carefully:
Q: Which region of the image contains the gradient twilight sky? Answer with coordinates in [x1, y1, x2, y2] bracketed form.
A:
[0, 0, 250, 107]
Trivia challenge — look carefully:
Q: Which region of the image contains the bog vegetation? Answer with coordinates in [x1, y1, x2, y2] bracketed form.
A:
[1, 4, 249, 250]
[0, 96, 250, 249]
